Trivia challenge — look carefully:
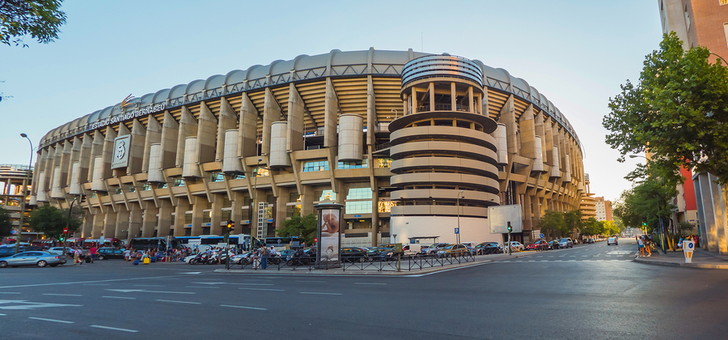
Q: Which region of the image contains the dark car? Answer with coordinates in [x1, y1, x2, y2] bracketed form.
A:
[341, 247, 369, 262]
[368, 246, 398, 261]
[548, 240, 560, 249]
[97, 247, 125, 260]
[288, 248, 317, 266]
[475, 242, 502, 255]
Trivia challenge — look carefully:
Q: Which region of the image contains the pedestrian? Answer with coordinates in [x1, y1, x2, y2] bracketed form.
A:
[644, 236, 652, 257]
[261, 246, 269, 269]
[637, 236, 645, 257]
[252, 249, 260, 269]
[73, 247, 81, 264]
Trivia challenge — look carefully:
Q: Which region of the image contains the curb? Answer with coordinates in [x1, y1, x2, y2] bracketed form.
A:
[213, 252, 534, 276]
[633, 256, 728, 270]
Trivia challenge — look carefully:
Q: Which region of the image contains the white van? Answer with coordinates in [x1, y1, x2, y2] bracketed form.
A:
[402, 244, 423, 256]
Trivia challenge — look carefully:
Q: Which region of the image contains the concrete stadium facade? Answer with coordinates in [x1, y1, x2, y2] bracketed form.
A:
[32, 48, 585, 246]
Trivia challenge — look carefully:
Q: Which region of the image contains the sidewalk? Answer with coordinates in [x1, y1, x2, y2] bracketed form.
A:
[634, 247, 728, 269]
[214, 251, 538, 276]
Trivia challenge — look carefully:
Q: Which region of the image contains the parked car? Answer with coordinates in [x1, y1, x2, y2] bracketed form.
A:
[475, 242, 503, 255]
[424, 243, 451, 256]
[584, 238, 596, 244]
[47, 247, 75, 255]
[341, 247, 369, 262]
[607, 236, 619, 246]
[526, 240, 549, 251]
[0, 246, 17, 257]
[506, 241, 525, 252]
[437, 244, 470, 257]
[548, 240, 560, 249]
[0, 251, 65, 268]
[401, 244, 423, 256]
[558, 238, 574, 248]
[97, 247, 125, 260]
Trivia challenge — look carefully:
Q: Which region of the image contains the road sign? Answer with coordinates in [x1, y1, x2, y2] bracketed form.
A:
[540, 233, 545, 239]
[454, 228, 460, 234]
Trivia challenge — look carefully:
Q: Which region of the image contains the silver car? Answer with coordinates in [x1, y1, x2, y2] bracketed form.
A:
[0, 251, 66, 268]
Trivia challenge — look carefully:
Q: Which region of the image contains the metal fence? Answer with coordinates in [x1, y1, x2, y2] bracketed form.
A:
[233, 253, 478, 272]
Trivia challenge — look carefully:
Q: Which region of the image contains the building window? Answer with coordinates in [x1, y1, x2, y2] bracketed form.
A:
[157, 182, 168, 189]
[128, 185, 136, 193]
[345, 201, 371, 214]
[173, 178, 185, 187]
[374, 158, 392, 168]
[233, 173, 246, 179]
[347, 188, 372, 200]
[724, 23, 728, 47]
[142, 183, 151, 191]
[721, 0, 728, 6]
[210, 172, 225, 182]
[337, 159, 368, 169]
[302, 160, 329, 172]
[114, 187, 122, 194]
[254, 167, 270, 177]
[318, 190, 337, 201]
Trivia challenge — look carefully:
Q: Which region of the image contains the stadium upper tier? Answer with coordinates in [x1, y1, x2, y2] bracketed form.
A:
[40, 48, 580, 148]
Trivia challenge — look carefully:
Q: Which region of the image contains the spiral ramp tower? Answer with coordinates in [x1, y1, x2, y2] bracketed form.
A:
[389, 55, 501, 244]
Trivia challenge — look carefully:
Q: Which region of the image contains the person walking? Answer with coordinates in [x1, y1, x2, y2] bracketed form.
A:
[261, 246, 269, 269]
[637, 236, 645, 257]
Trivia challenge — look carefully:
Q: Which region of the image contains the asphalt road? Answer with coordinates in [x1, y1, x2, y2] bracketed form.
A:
[2, 239, 728, 339]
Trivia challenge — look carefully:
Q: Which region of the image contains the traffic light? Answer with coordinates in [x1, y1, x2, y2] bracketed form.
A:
[226, 220, 234, 231]
[507, 222, 513, 232]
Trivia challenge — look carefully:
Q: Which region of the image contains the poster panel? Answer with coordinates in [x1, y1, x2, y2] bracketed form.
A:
[319, 208, 340, 262]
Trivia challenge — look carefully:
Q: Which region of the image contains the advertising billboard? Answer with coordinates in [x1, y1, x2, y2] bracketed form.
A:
[488, 204, 523, 233]
[318, 208, 341, 262]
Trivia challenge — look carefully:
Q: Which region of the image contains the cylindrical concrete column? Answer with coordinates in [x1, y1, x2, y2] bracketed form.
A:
[91, 157, 105, 191]
[338, 114, 363, 161]
[495, 123, 508, 165]
[147, 143, 164, 183]
[182, 137, 200, 178]
[550, 146, 561, 178]
[69, 161, 82, 195]
[269, 121, 291, 169]
[50, 166, 64, 198]
[533, 136, 544, 172]
[222, 129, 243, 173]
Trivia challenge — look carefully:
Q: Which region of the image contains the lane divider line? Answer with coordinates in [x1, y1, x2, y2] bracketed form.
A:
[220, 304, 267, 311]
[43, 293, 83, 297]
[29, 317, 74, 324]
[155, 299, 201, 305]
[90, 325, 139, 333]
[300, 292, 342, 296]
[101, 296, 136, 300]
[238, 288, 285, 292]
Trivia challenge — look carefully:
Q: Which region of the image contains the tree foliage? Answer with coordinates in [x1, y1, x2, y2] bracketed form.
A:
[538, 210, 584, 238]
[613, 177, 675, 232]
[0, 206, 12, 237]
[603, 32, 728, 184]
[29, 205, 80, 240]
[0, 0, 66, 47]
[277, 213, 317, 246]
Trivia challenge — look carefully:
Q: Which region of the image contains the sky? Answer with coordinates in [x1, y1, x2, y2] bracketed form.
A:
[0, 1, 664, 202]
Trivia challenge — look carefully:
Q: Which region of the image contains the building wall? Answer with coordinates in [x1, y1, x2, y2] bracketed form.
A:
[0, 165, 32, 241]
[32, 49, 585, 246]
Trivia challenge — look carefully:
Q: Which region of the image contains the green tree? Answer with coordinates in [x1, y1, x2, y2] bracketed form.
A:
[538, 210, 566, 238]
[29, 205, 81, 240]
[277, 213, 317, 245]
[0, 0, 67, 47]
[602, 220, 621, 236]
[581, 218, 603, 236]
[0, 206, 12, 238]
[564, 210, 583, 235]
[603, 32, 728, 185]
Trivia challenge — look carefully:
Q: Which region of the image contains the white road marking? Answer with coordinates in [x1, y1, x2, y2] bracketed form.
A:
[0, 300, 82, 310]
[133, 284, 164, 287]
[29, 317, 74, 324]
[102, 296, 136, 300]
[178, 272, 202, 275]
[186, 286, 220, 289]
[296, 280, 325, 283]
[90, 325, 139, 333]
[0, 313, 5, 316]
[238, 288, 285, 292]
[0, 292, 20, 295]
[0, 275, 179, 289]
[235, 283, 273, 286]
[220, 304, 267, 311]
[43, 293, 82, 297]
[105, 289, 194, 295]
[191, 282, 227, 285]
[354, 282, 386, 286]
[155, 299, 201, 305]
[82, 283, 110, 286]
[300, 292, 342, 296]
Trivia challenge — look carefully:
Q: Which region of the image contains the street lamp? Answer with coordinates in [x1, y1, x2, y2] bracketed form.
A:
[456, 190, 464, 245]
[16, 133, 33, 254]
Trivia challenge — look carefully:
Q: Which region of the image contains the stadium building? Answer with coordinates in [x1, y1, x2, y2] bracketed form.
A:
[32, 49, 585, 246]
